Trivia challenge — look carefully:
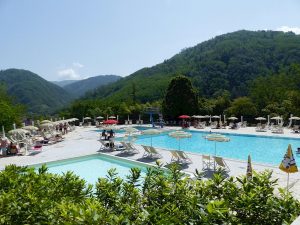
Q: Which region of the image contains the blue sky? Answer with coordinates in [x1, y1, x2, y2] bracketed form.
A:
[0, 0, 300, 81]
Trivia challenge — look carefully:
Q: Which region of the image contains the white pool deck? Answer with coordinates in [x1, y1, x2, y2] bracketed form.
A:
[1, 125, 300, 200]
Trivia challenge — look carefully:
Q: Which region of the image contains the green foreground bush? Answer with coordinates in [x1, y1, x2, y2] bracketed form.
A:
[0, 164, 299, 224]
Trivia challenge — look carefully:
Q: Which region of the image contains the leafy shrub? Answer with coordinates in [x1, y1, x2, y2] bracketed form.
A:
[0, 163, 299, 224]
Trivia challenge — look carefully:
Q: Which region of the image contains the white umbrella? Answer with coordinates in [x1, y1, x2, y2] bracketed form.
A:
[142, 129, 162, 147]
[271, 116, 282, 120]
[212, 115, 220, 119]
[83, 117, 91, 120]
[96, 116, 104, 119]
[228, 116, 238, 120]
[41, 120, 52, 124]
[104, 125, 120, 130]
[168, 130, 192, 150]
[123, 127, 139, 135]
[108, 116, 116, 119]
[204, 133, 230, 170]
[192, 115, 204, 119]
[8, 128, 30, 135]
[39, 123, 54, 129]
[23, 125, 39, 131]
[255, 117, 266, 121]
[289, 116, 300, 120]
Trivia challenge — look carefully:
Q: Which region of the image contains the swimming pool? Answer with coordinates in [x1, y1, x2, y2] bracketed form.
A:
[35, 154, 147, 185]
[97, 126, 151, 133]
[135, 130, 300, 166]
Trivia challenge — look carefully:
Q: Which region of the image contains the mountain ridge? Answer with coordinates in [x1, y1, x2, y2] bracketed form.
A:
[0, 69, 74, 114]
[84, 30, 300, 103]
[63, 75, 121, 98]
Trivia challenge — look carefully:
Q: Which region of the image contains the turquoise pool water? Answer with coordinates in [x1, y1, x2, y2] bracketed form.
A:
[135, 131, 300, 166]
[36, 154, 147, 185]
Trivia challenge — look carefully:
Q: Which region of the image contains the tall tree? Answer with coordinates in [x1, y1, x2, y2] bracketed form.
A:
[0, 85, 25, 131]
[162, 75, 198, 119]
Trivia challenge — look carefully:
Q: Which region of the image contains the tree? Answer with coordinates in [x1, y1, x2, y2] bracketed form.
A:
[0, 85, 24, 131]
[162, 75, 198, 119]
[226, 97, 257, 117]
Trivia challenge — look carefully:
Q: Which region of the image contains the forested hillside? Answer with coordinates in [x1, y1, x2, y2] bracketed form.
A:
[64, 75, 121, 98]
[85, 30, 300, 102]
[0, 69, 73, 114]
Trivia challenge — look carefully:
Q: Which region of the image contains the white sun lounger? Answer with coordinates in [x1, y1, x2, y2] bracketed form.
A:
[171, 150, 192, 164]
[142, 145, 161, 159]
[214, 156, 230, 171]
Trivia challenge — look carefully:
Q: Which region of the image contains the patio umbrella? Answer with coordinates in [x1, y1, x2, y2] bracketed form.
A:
[204, 133, 230, 170]
[271, 116, 282, 120]
[39, 123, 54, 129]
[108, 116, 116, 119]
[289, 116, 300, 120]
[104, 125, 120, 130]
[255, 117, 266, 121]
[23, 125, 39, 131]
[212, 115, 220, 119]
[246, 155, 253, 180]
[279, 144, 298, 191]
[83, 117, 91, 120]
[41, 120, 52, 124]
[169, 130, 192, 151]
[192, 115, 205, 119]
[228, 116, 238, 120]
[142, 129, 162, 147]
[8, 128, 30, 135]
[96, 116, 104, 120]
[123, 127, 139, 137]
[103, 119, 118, 125]
[178, 115, 190, 119]
[271, 116, 282, 125]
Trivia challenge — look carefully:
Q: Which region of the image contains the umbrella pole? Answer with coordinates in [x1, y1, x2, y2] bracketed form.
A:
[151, 136, 152, 147]
[179, 139, 181, 151]
[214, 141, 216, 171]
[287, 172, 290, 193]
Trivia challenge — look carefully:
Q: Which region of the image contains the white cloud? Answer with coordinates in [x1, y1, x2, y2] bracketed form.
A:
[276, 26, 300, 35]
[72, 62, 84, 68]
[57, 68, 81, 80]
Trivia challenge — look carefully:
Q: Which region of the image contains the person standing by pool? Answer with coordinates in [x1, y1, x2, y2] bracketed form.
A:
[101, 130, 107, 140]
[109, 129, 115, 138]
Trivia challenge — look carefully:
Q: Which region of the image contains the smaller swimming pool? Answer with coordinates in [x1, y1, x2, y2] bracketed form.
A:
[34, 154, 148, 185]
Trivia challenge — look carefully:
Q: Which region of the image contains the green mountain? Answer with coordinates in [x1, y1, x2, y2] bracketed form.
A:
[0, 69, 73, 114]
[52, 80, 77, 87]
[85, 30, 300, 103]
[63, 75, 121, 98]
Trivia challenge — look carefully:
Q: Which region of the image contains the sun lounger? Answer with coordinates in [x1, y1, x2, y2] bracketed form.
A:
[99, 140, 113, 151]
[271, 127, 284, 134]
[126, 143, 139, 153]
[256, 124, 267, 132]
[171, 150, 192, 164]
[202, 155, 213, 170]
[214, 156, 230, 171]
[120, 142, 139, 154]
[142, 145, 162, 159]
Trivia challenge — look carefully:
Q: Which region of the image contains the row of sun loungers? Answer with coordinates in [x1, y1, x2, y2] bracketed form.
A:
[99, 140, 230, 172]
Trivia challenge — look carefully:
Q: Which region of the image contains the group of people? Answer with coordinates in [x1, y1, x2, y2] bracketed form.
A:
[55, 123, 68, 135]
[101, 129, 115, 140]
[0, 137, 19, 156]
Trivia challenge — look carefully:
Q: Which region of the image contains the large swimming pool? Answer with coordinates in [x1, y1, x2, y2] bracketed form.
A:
[135, 130, 300, 166]
[35, 154, 147, 185]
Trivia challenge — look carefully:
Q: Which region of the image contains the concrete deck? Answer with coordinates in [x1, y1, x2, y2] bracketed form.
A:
[0, 125, 300, 200]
